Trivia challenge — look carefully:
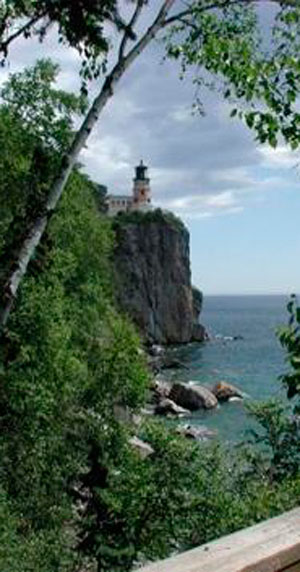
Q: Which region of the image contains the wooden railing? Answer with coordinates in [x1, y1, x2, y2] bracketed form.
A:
[138, 507, 300, 572]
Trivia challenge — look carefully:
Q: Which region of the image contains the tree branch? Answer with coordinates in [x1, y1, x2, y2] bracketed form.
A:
[0, 6, 10, 38]
[0, 13, 46, 58]
[162, 0, 294, 28]
[163, 0, 242, 27]
[118, 0, 144, 63]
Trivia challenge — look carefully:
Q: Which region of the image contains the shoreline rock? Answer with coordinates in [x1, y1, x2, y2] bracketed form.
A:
[151, 379, 172, 401]
[211, 381, 244, 402]
[170, 382, 218, 411]
[155, 398, 190, 417]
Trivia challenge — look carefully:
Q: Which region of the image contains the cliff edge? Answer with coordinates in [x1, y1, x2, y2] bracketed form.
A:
[113, 210, 206, 344]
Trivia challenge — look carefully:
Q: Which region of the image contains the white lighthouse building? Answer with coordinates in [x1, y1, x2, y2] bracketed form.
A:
[106, 161, 152, 216]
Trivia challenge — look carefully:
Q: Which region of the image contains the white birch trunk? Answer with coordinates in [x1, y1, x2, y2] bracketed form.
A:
[0, 0, 176, 329]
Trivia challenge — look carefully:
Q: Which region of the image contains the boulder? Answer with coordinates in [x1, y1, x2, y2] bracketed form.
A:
[129, 436, 154, 459]
[150, 379, 172, 401]
[155, 398, 190, 417]
[177, 424, 217, 442]
[212, 381, 243, 402]
[170, 382, 218, 411]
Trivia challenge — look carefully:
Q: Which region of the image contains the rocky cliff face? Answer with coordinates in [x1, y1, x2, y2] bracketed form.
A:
[113, 211, 206, 344]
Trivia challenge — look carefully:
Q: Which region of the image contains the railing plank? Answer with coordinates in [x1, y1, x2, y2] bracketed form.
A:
[138, 507, 300, 572]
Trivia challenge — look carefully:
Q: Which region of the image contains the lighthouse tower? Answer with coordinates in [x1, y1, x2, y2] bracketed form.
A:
[132, 160, 152, 211]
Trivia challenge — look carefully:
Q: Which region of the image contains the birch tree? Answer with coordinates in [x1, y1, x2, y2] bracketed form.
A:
[1, 0, 300, 329]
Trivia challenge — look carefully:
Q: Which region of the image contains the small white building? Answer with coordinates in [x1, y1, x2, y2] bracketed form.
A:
[106, 161, 152, 216]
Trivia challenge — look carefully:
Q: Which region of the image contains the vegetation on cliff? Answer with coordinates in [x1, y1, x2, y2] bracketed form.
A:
[113, 208, 186, 233]
[0, 61, 300, 572]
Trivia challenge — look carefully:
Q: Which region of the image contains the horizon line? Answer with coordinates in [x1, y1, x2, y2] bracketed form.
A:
[202, 292, 298, 297]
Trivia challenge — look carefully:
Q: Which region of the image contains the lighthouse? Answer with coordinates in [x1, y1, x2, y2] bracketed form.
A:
[132, 160, 152, 210]
[106, 161, 152, 216]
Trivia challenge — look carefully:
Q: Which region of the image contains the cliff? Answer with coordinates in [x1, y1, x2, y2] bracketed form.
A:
[113, 210, 206, 344]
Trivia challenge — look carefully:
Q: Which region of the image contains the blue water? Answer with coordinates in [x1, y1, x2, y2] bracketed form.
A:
[164, 295, 291, 442]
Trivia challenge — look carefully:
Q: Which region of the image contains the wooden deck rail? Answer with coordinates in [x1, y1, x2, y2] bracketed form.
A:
[138, 507, 300, 572]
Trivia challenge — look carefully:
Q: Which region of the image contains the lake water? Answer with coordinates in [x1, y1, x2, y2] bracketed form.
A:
[163, 295, 292, 442]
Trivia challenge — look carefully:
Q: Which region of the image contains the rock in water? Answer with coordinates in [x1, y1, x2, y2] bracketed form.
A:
[113, 211, 206, 344]
[212, 381, 244, 402]
[170, 382, 218, 411]
[155, 398, 190, 417]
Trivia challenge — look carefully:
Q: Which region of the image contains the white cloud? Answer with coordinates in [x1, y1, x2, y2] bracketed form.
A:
[206, 190, 237, 208]
[259, 145, 300, 170]
[211, 167, 254, 186]
[81, 134, 133, 192]
[169, 105, 193, 123]
[157, 189, 243, 219]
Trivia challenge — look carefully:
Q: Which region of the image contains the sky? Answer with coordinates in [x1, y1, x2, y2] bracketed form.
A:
[1, 1, 300, 295]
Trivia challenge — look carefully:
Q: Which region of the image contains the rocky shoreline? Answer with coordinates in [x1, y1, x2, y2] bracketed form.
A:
[136, 344, 244, 444]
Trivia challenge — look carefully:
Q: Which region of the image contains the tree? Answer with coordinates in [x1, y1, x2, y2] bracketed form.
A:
[1, 0, 300, 329]
[0, 59, 86, 301]
[0, 91, 150, 569]
[1, 58, 87, 149]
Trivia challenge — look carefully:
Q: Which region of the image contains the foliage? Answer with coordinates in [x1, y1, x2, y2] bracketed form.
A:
[4, 1, 300, 143]
[0, 0, 122, 87]
[77, 421, 200, 570]
[246, 399, 300, 482]
[241, 295, 300, 484]
[166, 1, 300, 149]
[0, 63, 148, 569]
[112, 208, 186, 233]
[0, 127, 297, 572]
[1, 59, 87, 149]
[0, 59, 87, 302]
[76, 418, 300, 571]
[1, 169, 300, 572]
[0, 161, 149, 571]
[0, 486, 75, 572]
[278, 294, 300, 403]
